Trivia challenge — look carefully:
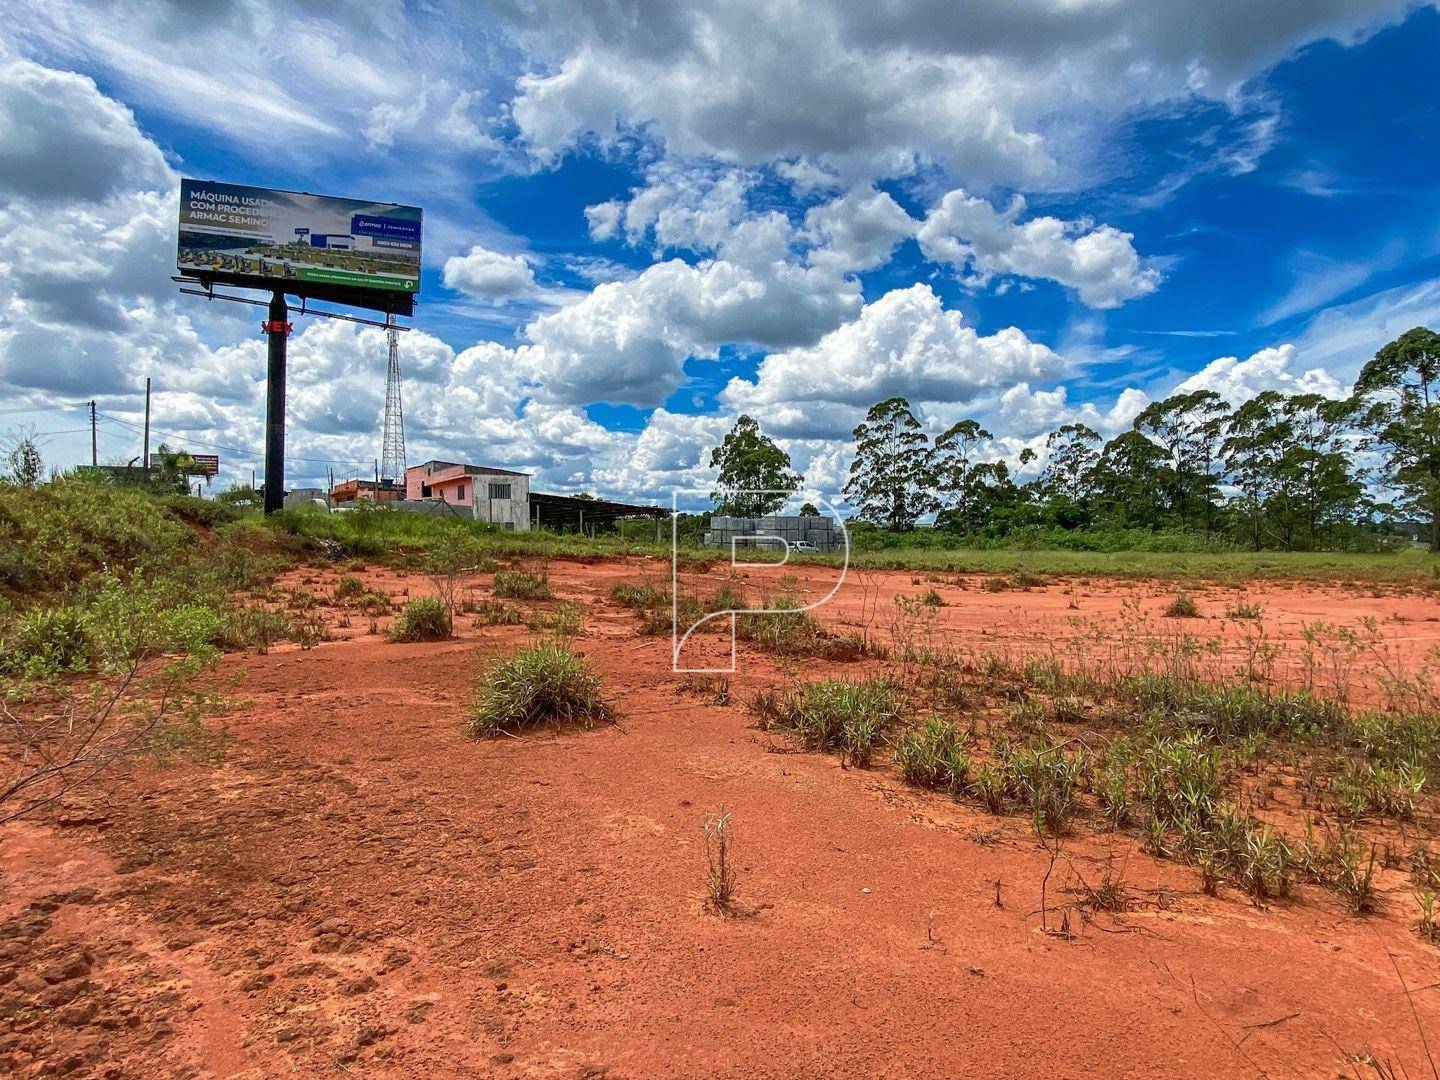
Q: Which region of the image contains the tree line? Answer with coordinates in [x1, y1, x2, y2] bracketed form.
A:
[709, 326, 1440, 551]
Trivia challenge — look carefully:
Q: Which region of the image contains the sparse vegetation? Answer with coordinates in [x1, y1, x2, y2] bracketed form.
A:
[467, 640, 613, 737]
[478, 600, 522, 625]
[611, 580, 668, 609]
[894, 714, 970, 793]
[334, 575, 391, 614]
[525, 601, 583, 636]
[679, 673, 731, 705]
[1335, 760, 1424, 822]
[223, 605, 291, 653]
[991, 739, 1087, 834]
[493, 568, 553, 601]
[752, 676, 900, 766]
[1418, 890, 1440, 944]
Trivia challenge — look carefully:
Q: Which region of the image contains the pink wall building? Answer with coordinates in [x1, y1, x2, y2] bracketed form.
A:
[403, 460, 532, 530]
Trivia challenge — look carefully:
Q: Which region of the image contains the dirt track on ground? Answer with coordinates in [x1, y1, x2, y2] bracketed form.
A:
[2, 558, 1438, 1077]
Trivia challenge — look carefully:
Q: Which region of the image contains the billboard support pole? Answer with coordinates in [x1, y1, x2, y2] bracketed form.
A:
[263, 291, 290, 515]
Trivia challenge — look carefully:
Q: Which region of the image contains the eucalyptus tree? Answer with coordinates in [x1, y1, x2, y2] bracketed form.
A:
[1037, 422, 1101, 522]
[844, 397, 937, 528]
[1353, 326, 1440, 550]
[1132, 390, 1230, 532]
[931, 418, 992, 526]
[1223, 391, 1289, 551]
[1090, 430, 1171, 529]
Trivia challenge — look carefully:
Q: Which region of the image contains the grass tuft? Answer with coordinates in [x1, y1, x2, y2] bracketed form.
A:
[1163, 592, 1201, 618]
[388, 596, 451, 642]
[895, 714, 971, 793]
[752, 676, 900, 766]
[703, 807, 738, 913]
[467, 640, 613, 737]
[492, 568, 552, 600]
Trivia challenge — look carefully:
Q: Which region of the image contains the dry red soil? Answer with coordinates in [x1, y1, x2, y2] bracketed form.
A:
[3, 557, 1439, 1078]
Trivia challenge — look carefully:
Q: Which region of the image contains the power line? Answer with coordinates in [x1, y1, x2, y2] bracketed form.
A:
[97, 413, 374, 468]
[0, 402, 90, 417]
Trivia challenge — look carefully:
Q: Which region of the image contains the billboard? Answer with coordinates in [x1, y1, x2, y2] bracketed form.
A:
[177, 179, 422, 315]
[150, 451, 219, 477]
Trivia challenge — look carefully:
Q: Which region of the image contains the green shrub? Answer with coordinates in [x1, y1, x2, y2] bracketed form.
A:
[158, 493, 243, 528]
[493, 569, 552, 600]
[753, 676, 900, 766]
[1188, 806, 1293, 900]
[0, 477, 193, 599]
[1, 605, 92, 678]
[895, 714, 970, 793]
[1418, 890, 1440, 944]
[737, 593, 863, 660]
[706, 582, 748, 612]
[389, 597, 451, 642]
[468, 640, 613, 737]
[611, 580, 668, 609]
[1328, 839, 1382, 915]
[1127, 675, 1345, 742]
[1096, 764, 1132, 828]
[84, 577, 226, 669]
[333, 575, 390, 614]
[1133, 732, 1225, 828]
[334, 575, 367, 601]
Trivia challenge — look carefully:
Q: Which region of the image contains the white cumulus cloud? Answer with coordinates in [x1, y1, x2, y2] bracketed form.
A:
[917, 188, 1160, 308]
[442, 246, 539, 300]
[1174, 344, 1344, 404]
[722, 283, 1063, 437]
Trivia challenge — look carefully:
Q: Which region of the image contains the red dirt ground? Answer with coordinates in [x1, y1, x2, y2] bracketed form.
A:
[2, 557, 1438, 1078]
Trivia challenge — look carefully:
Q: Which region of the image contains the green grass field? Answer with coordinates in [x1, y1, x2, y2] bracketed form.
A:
[268, 506, 1440, 584]
[840, 546, 1440, 583]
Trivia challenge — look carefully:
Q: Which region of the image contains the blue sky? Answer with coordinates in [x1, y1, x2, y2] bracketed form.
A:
[2, 1, 1439, 505]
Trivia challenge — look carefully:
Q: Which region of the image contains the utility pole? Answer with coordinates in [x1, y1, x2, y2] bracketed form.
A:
[89, 400, 97, 467]
[142, 377, 151, 476]
[262, 291, 290, 514]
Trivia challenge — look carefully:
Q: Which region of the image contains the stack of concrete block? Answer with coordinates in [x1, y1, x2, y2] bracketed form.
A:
[703, 514, 843, 552]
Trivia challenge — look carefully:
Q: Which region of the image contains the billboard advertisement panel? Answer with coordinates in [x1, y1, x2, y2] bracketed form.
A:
[177, 179, 422, 313]
[150, 451, 220, 477]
